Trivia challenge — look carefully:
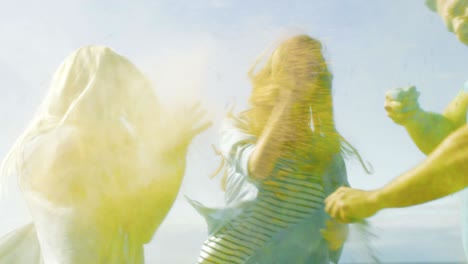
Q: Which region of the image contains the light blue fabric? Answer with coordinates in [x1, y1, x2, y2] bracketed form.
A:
[218, 116, 259, 206]
[191, 116, 348, 264]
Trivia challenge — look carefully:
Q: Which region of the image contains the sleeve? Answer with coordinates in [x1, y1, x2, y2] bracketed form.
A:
[219, 116, 259, 183]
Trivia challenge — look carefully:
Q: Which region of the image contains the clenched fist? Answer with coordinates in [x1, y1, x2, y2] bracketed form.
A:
[384, 86, 421, 125]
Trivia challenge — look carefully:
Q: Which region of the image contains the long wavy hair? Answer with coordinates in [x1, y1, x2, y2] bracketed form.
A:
[213, 35, 371, 189]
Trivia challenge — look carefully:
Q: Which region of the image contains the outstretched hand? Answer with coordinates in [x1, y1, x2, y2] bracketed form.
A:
[325, 186, 381, 223]
[384, 86, 421, 125]
[183, 102, 212, 142]
[170, 101, 212, 147]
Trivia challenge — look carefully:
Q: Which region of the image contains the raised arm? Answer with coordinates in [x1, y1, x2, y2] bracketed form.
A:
[442, 87, 468, 129]
[403, 109, 456, 155]
[385, 86, 468, 155]
[248, 92, 306, 180]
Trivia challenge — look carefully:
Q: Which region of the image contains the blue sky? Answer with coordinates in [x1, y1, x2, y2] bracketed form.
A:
[1, 0, 468, 262]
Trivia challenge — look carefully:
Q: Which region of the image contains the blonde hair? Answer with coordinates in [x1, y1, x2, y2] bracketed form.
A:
[213, 35, 371, 189]
[247, 36, 334, 134]
[0, 46, 162, 198]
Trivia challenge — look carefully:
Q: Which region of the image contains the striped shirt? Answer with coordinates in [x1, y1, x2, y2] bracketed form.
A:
[194, 116, 348, 264]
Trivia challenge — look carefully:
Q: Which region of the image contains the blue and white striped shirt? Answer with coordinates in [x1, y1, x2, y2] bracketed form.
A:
[191, 116, 348, 264]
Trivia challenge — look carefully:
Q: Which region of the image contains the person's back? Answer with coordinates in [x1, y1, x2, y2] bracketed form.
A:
[20, 126, 163, 263]
[0, 45, 210, 263]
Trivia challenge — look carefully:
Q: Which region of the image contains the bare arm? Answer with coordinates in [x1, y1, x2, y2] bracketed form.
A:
[377, 124, 468, 208]
[442, 89, 468, 128]
[386, 87, 468, 155]
[325, 124, 468, 222]
[248, 92, 303, 179]
[403, 109, 456, 155]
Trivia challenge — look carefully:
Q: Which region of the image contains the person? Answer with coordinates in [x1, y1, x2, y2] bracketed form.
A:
[325, 0, 468, 257]
[189, 35, 370, 264]
[0, 46, 210, 263]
